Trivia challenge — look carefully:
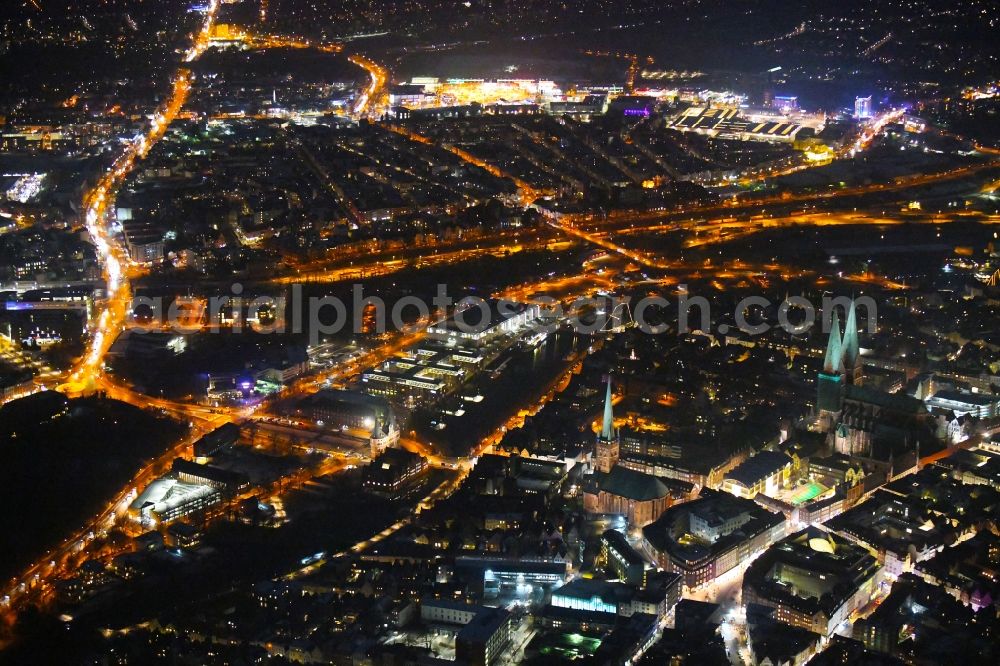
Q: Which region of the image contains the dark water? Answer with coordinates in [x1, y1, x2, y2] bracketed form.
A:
[422, 328, 579, 456]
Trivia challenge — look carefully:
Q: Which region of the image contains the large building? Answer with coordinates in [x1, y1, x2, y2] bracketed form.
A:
[123, 220, 165, 264]
[617, 429, 747, 489]
[924, 389, 1000, 419]
[854, 573, 979, 659]
[585, 376, 692, 526]
[816, 303, 864, 429]
[672, 106, 805, 142]
[826, 489, 946, 577]
[774, 95, 799, 112]
[296, 389, 399, 456]
[601, 529, 647, 586]
[129, 457, 247, 528]
[721, 450, 793, 499]
[361, 342, 483, 403]
[585, 464, 690, 528]
[426, 300, 540, 347]
[835, 386, 929, 458]
[742, 527, 883, 635]
[547, 573, 682, 625]
[455, 555, 569, 598]
[455, 607, 514, 666]
[816, 300, 931, 457]
[129, 477, 221, 526]
[419, 598, 512, 666]
[808, 453, 865, 488]
[547, 94, 607, 120]
[193, 422, 241, 461]
[362, 448, 428, 495]
[932, 447, 1000, 488]
[0, 301, 88, 346]
[172, 458, 249, 494]
[642, 491, 786, 589]
[421, 597, 487, 625]
[854, 95, 873, 119]
[388, 83, 431, 107]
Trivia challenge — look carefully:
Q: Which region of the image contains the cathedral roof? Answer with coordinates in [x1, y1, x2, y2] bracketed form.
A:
[599, 465, 672, 501]
[724, 451, 792, 487]
[844, 385, 927, 415]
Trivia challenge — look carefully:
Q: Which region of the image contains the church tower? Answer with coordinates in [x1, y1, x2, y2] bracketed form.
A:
[816, 299, 865, 430]
[595, 377, 619, 473]
[817, 309, 845, 426]
[841, 299, 863, 386]
[369, 411, 400, 458]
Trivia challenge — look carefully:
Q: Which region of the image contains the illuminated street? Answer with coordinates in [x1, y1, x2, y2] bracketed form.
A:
[2, 1, 1000, 664]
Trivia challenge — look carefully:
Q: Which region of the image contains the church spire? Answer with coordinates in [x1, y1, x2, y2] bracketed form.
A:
[842, 299, 860, 369]
[601, 377, 615, 440]
[823, 310, 843, 374]
[595, 376, 620, 474]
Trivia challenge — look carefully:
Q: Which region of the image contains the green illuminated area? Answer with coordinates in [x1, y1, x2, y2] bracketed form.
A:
[530, 632, 602, 661]
[790, 480, 827, 505]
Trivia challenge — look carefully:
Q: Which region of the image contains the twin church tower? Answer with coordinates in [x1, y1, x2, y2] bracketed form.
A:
[593, 300, 866, 470]
[817, 300, 864, 429]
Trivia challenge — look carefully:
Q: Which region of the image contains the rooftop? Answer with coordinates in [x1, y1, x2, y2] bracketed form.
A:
[928, 389, 997, 406]
[844, 385, 927, 415]
[644, 491, 785, 567]
[724, 451, 792, 487]
[743, 527, 881, 618]
[598, 465, 673, 501]
[602, 529, 645, 567]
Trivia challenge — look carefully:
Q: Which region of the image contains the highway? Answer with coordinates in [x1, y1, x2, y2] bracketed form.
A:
[377, 105, 999, 277]
[55, 27, 388, 394]
[349, 53, 389, 119]
[0, 0, 223, 628]
[60, 14, 217, 397]
[271, 233, 571, 284]
[577, 157, 1000, 235]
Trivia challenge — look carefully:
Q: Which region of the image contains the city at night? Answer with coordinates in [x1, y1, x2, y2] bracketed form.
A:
[1, 1, 999, 664]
